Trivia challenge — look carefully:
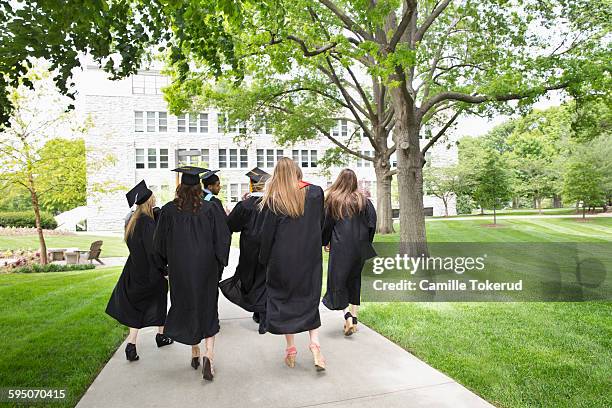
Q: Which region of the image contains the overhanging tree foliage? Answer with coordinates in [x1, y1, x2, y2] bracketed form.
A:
[2, 1, 609, 254]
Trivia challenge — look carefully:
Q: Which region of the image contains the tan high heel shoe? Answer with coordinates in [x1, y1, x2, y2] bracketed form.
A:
[343, 312, 355, 336]
[285, 345, 297, 368]
[309, 343, 326, 371]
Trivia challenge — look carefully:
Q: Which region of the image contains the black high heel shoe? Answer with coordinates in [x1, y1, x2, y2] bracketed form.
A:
[156, 333, 174, 348]
[202, 356, 214, 381]
[125, 343, 139, 361]
[191, 357, 200, 370]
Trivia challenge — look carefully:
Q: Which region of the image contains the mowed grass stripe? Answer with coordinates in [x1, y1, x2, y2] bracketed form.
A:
[0, 268, 126, 408]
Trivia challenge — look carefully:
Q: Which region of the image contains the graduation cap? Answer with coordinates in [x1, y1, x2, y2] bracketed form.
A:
[126, 180, 152, 207]
[201, 169, 220, 181]
[245, 167, 270, 184]
[172, 166, 208, 185]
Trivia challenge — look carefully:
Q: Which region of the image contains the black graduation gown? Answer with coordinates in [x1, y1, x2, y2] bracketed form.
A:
[153, 200, 231, 345]
[219, 194, 266, 313]
[259, 184, 325, 334]
[204, 193, 227, 280]
[322, 200, 377, 310]
[106, 215, 168, 329]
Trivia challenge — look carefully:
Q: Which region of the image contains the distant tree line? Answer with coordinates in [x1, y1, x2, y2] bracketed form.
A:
[424, 98, 612, 221]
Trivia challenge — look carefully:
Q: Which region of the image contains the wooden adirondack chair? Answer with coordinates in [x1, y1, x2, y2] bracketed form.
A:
[78, 240, 104, 265]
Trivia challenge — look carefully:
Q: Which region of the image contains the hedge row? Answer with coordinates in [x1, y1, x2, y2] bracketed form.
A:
[0, 211, 57, 229]
[13, 263, 96, 273]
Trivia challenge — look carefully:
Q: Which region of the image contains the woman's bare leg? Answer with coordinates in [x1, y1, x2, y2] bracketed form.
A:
[158, 326, 164, 334]
[204, 336, 215, 360]
[127, 327, 138, 344]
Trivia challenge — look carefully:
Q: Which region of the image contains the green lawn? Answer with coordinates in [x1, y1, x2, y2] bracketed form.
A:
[0, 234, 128, 257]
[0, 267, 126, 407]
[360, 216, 612, 408]
[435, 207, 580, 218]
[0, 230, 241, 258]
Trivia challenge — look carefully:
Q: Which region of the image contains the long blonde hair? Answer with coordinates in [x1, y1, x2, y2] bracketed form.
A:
[325, 169, 366, 220]
[125, 194, 156, 241]
[260, 157, 305, 217]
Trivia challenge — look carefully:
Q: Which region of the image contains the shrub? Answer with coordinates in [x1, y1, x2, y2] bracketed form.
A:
[12, 263, 96, 273]
[0, 211, 57, 229]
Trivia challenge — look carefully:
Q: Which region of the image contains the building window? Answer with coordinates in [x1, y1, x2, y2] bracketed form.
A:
[229, 149, 237, 168]
[340, 120, 348, 137]
[158, 112, 167, 132]
[292, 150, 299, 162]
[230, 184, 239, 203]
[159, 149, 168, 168]
[240, 149, 248, 168]
[177, 149, 208, 166]
[147, 148, 157, 168]
[146, 112, 156, 132]
[266, 149, 275, 167]
[301, 149, 309, 168]
[135, 149, 145, 169]
[199, 113, 208, 133]
[257, 149, 264, 167]
[178, 114, 186, 133]
[132, 74, 168, 95]
[189, 114, 198, 133]
[357, 150, 374, 168]
[219, 149, 227, 168]
[331, 119, 348, 138]
[310, 150, 318, 167]
[277, 149, 284, 162]
[135, 111, 144, 132]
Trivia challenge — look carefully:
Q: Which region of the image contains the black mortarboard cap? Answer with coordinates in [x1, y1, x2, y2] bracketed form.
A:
[172, 166, 208, 185]
[201, 169, 220, 181]
[126, 180, 152, 207]
[245, 167, 270, 183]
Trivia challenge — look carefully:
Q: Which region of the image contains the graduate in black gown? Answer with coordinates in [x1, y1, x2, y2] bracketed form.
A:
[202, 170, 226, 218]
[258, 158, 326, 371]
[106, 180, 173, 362]
[219, 167, 270, 333]
[321, 169, 377, 336]
[202, 169, 227, 280]
[153, 166, 231, 381]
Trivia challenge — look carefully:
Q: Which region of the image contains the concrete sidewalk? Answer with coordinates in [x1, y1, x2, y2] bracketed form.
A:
[76, 250, 493, 408]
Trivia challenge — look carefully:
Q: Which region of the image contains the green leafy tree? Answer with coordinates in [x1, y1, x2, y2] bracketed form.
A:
[474, 149, 512, 224]
[3, 1, 609, 254]
[162, 0, 608, 254]
[563, 136, 611, 218]
[423, 165, 462, 216]
[36, 139, 87, 213]
[0, 64, 90, 264]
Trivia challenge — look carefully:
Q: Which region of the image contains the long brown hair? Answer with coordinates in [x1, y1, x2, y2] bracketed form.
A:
[174, 183, 203, 214]
[325, 169, 366, 220]
[260, 157, 305, 217]
[125, 194, 156, 241]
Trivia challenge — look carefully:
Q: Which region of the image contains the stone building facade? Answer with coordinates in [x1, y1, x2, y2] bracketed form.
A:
[78, 66, 457, 232]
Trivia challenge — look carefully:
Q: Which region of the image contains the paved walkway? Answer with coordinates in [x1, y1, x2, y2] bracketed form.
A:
[76, 249, 493, 408]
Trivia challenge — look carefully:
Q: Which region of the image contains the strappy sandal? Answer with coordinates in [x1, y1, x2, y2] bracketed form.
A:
[343, 312, 355, 336]
[309, 343, 326, 371]
[352, 315, 358, 333]
[284, 345, 297, 368]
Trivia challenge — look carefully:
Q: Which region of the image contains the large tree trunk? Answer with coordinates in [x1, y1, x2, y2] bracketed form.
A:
[28, 175, 48, 265]
[374, 165, 395, 234]
[553, 194, 562, 208]
[392, 115, 428, 256]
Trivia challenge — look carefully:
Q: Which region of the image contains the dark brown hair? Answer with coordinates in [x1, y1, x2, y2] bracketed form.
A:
[325, 169, 366, 220]
[174, 183, 203, 214]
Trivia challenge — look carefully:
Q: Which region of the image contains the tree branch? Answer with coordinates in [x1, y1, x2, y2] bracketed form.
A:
[388, 2, 417, 51]
[421, 108, 463, 154]
[318, 0, 375, 42]
[414, 0, 452, 43]
[419, 82, 570, 117]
